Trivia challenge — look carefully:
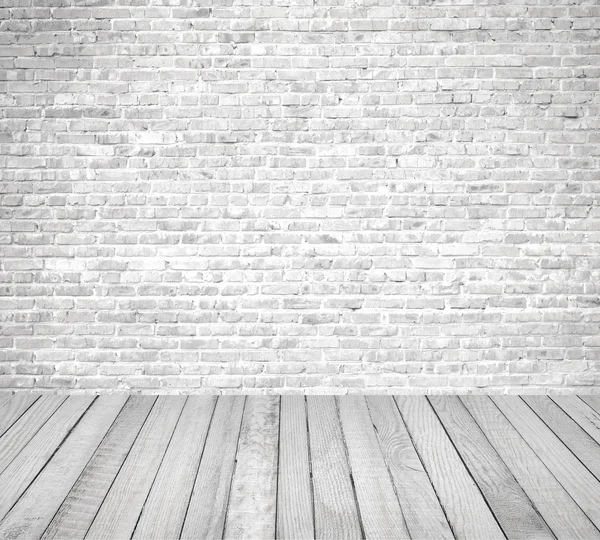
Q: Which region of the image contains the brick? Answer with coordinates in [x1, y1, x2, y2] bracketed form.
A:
[0, 3, 598, 393]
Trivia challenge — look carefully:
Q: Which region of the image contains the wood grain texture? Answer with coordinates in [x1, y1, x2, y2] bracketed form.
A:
[307, 396, 362, 540]
[0, 396, 95, 522]
[339, 396, 410, 540]
[0, 394, 39, 438]
[493, 396, 600, 531]
[552, 395, 600, 445]
[224, 396, 280, 540]
[85, 396, 185, 540]
[0, 396, 127, 540]
[463, 395, 600, 540]
[581, 396, 600, 415]
[0, 395, 65, 475]
[429, 396, 553, 539]
[276, 396, 314, 540]
[395, 396, 504, 540]
[133, 396, 217, 540]
[0, 394, 12, 409]
[42, 396, 156, 540]
[366, 396, 453, 540]
[181, 396, 246, 540]
[524, 395, 600, 480]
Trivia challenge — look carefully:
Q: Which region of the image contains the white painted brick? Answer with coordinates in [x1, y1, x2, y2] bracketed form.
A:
[0, 1, 599, 394]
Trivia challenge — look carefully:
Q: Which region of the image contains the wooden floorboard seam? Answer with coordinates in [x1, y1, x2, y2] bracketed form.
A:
[334, 396, 366, 540]
[426, 397, 510, 539]
[79, 396, 158, 540]
[2, 395, 600, 540]
[129, 396, 190, 540]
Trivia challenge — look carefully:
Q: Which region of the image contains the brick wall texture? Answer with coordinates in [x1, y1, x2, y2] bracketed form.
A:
[1, 0, 599, 394]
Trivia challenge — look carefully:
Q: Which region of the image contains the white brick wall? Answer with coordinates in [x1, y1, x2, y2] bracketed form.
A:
[1, 1, 599, 394]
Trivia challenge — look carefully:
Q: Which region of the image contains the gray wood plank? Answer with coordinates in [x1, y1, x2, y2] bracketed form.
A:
[552, 395, 600, 445]
[429, 396, 553, 540]
[463, 396, 600, 540]
[0, 393, 13, 409]
[395, 396, 504, 540]
[580, 396, 600, 417]
[0, 396, 127, 540]
[42, 396, 156, 540]
[224, 396, 280, 540]
[493, 396, 600, 531]
[181, 396, 246, 540]
[276, 396, 314, 540]
[133, 396, 217, 540]
[0, 396, 95, 522]
[0, 395, 65, 475]
[307, 396, 362, 540]
[339, 396, 410, 540]
[0, 394, 40, 438]
[524, 396, 600, 481]
[367, 396, 453, 540]
[85, 396, 186, 540]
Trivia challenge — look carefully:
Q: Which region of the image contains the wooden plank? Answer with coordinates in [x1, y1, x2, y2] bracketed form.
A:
[41, 396, 156, 540]
[0, 394, 40, 438]
[429, 396, 553, 539]
[395, 396, 504, 540]
[0, 396, 65, 475]
[524, 396, 600, 480]
[552, 395, 600, 445]
[580, 396, 600, 416]
[85, 396, 186, 540]
[339, 396, 410, 540]
[133, 396, 217, 540]
[367, 396, 453, 540]
[307, 396, 361, 540]
[0, 396, 95, 522]
[275, 396, 314, 540]
[492, 396, 600, 530]
[0, 396, 127, 540]
[463, 396, 600, 540]
[223, 396, 280, 540]
[180, 396, 246, 540]
[0, 393, 13, 409]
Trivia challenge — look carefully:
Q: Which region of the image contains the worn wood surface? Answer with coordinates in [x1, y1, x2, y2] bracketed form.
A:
[395, 396, 505, 540]
[367, 396, 452, 540]
[430, 396, 553, 539]
[307, 396, 362, 540]
[134, 396, 217, 540]
[340, 396, 411, 540]
[277, 396, 314, 540]
[1, 395, 599, 540]
[493, 396, 600, 530]
[42, 396, 155, 540]
[224, 396, 280, 540]
[0, 396, 127, 540]
[180, 396, 245, 540]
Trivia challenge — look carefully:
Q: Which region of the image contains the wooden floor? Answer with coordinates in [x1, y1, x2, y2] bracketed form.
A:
[0, 395, 600, 539]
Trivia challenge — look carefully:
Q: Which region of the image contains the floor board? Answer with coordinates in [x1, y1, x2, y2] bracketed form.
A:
[493, 396, 600, 531]
[0, 394, 40, 438]
[0, 396, 94, 522]
[395, 396, 505, 540]
[224, 396, 280, 540]
[180, 396, 245, 540]
[307, 396, 362, 540]
[276, 395, 314, 540]
[366, 396, 452, 540]
[1, 395, 599, 540]
[42, 396, 155, 540]
[430, 396, 553, 539]
[134, 396, 217, 540]
[0, 396, 127, 540]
